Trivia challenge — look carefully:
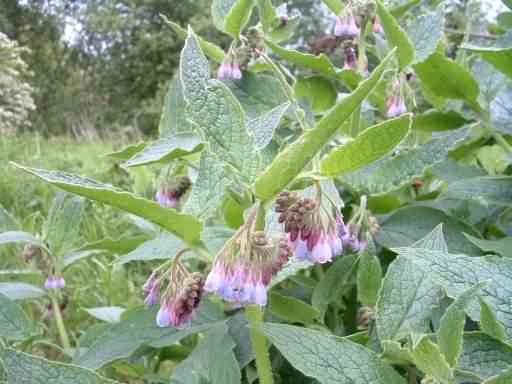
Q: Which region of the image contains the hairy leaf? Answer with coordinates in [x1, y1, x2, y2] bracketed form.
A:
[11, 163, 202, 245]
[412, 110, 471, 132]
[464, 234, 512, 257]
[259, 323, 406, 384]
[0, 282, 45, 300]
[247, 102, 290, 150]
[269, 292, 319, 325]
[491, 86, 512, 135]
[407, 4, 445, 63]
[320, 114, 411, 176]
[0, 294, 35, 340]
[212, 0, 254, 37]
[412, 336, 454, 383]
[441, 176, 512, 207]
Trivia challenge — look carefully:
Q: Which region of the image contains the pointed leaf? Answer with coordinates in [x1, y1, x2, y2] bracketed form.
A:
[258, 323, 406, 384]
[11, 164, 202, 245]
[269, 292, 319, 325]
[0, 231, 48, 252]
[294, 76, 337, 113]
[413, 53, 480, 106]
[255, 49, 396, 201]
[438, 283, 486, 367]
[341, 129, 467, 195]
[412, 110, 471, 132]
[412, 336, 455, 384]
[0, 349, 118, 384]
[115, 234, 184, 265]
[0, 282, 45, 300]
[84, 307, 125, 323]
[407, 4, 445, 63]
[357, 246, 383, 307]
[212, 0, 254, 37]
[105, 143, 146, 161]
[170, 323, 241, 384]
[376, 0, 415, 69]
[247, 102, 290, 150]
[0, 294, 35, 340]
[491, 86, 512, 135]
[441, 176, 512, 207]
[74, 302, 225, 369]
[480, 297, 507, 342]
[256, 0, 277, 32]
[123, 134, 203, 168]
[462, 34, 512, 79]
[321, 114, 412, 176]
[322, 0, 343, 14]
[464, 234, 512, 257]
[159, 77, 195, 137]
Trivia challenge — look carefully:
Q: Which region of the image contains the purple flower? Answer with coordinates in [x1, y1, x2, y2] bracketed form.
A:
[155, 190, 178, 208]
[373, 17, 384, 34]
[386, 97, 406, 118]
[44, 275, 65, 290]
[343, 48, 357, 71]
[218, 57, 243, 80]
[156, 302, 171, 327]
[335, 13, 359, 38]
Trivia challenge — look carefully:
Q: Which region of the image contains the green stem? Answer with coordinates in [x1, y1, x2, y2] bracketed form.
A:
[246, 305, 274, 384]
[255, 202, 267, 232]
[493, 132, 512, 153]
[261, 53, 307, 131]
[51, 294, 71, 350]
[407, 366, 417, 384]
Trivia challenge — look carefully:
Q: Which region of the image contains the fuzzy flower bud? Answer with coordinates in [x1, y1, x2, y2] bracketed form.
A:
[357, 306, 375, 330]
[204, 219, 289, 307]
[343, 47, 357, 71]
[335, 12, 359, 38]
[279, 189, 345, 264]
[22, 243, 41, 263]
[155, 176, 191, 209]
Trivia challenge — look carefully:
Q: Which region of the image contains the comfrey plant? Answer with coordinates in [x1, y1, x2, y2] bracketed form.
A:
[3, 0, 512, 383]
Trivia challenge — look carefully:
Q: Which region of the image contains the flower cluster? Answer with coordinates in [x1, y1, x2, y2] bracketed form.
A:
[143, 252, 204, 328]
[276, 191, 344, 264]
[204, 217, 292, 307]
[335, 11, 360, 38]
[386, 77, 408, 118]
[155, 176, 191, 209]
[44, 275, 66, 290]
[218, 51, 243, 80]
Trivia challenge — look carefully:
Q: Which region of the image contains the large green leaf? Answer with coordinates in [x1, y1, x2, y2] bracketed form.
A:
[464, 234, 512, 257]
[269, 292, 319, 325]
[74, 302, 225, 369]
[413, 53, 480, 106]
[159, 77, 195, 137]
[458, 332, 512, 381]
[211, 0, 254, 37]
[376, 0, 415, 69]
[0, 231, 48, 252]
[163, 18, 225, 63]
[0, 349, 117, 384]
[438, 283, 485, 367]
[412, 110, 471, 132]
[0, 294, 35, 340]
[357, 246, 383, 307]
[480, 297, 507, 342]
[115, 234, 183, 265]
[394, 247, 512, 341]
[341, 129, 467, 195]
[258, 323, 406, 384]
[441, 176, 512, 207]
[105, 143, 146, 161]
[412, 336, 455, 384]
[170, 323, 241, 384]
[255, 49, 395, 201]
[265, 40, 361, 89]
[491, 86, 512, 135]
[462, 34, 512, 79]
[472, 59, 507, 108]
[225, 72, 288, 118]
[256, 0, 277, 32]
[180, 29, 258, 179]
[407, 4, 445, 63]
[78, 235, 150, 255]
[0, 282, 45, 300]
[45, 193, 84, 257]
[376, 225, 445, 341]
[11, 163, 202, 245]
[247, 102, 290, 150]
[320, 114, 412, 176]
[294, 76, 336, 113]
[123, 134, 203, 168]
[377, 206, 480, 255]
[184, 151, 232, 219]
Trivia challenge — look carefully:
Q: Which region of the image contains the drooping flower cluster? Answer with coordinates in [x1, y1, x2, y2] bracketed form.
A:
[218, 50, 243, 80]
[44, 275, 66, 290]
[155, 176, 191, 209]
[276, 191, 344, 264]
[372, 16, 384, 34]
[143, 251, 204, 328]
[204, 214, 292, 307]
[334, 10, 360, 38]
[386, 78, 407, 118]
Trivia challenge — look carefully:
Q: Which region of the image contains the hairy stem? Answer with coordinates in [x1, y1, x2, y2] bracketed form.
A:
[51, 294, 71, 350]
[246, 305, 274, 384]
